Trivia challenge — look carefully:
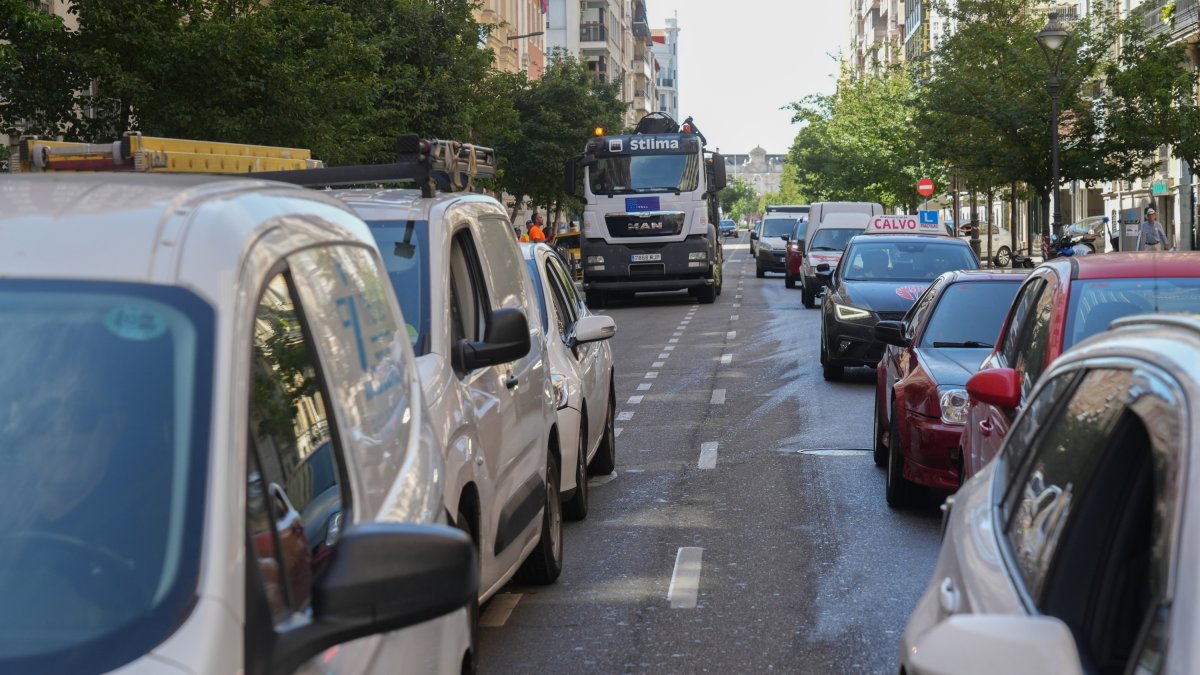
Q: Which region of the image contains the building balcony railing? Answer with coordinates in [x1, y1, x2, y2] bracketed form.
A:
[1141, 0, 1200, 41]
[580, 23, 607, 43]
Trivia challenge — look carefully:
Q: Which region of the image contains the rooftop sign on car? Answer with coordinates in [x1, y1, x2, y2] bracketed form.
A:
[865, 215, 947, 236]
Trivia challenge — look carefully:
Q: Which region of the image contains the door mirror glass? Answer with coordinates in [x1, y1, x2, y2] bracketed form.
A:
[750, 230, 759, 240]
[272, 524, 477, 674]
[816, 263, 831, 273]
[967, 367, 1021, 410]
[573, 314, 617, 344]
[564, 157, 578, 198]
[708, 153, 727, 190]
[456, 307, 531, 371]
[874, 321, 909, 348]
[908, 615, 1083, 675]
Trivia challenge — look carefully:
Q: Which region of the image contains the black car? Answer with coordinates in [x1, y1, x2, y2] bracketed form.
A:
[818, 234, 979, 381]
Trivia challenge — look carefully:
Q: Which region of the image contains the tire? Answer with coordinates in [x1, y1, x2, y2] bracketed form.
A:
[801, 282, 816, 309]
[456, 507, 480, 672]
[696, 283, 717, 304]
[873, 396, 888, 467]
[515, 450, 563, 584]
[993, 246, 1012, 267]
[820, 330, 843, 381]
[588, 387, 616, 475]
[885, 404, 920, 508]
[563, 423, 589, 521]
[785, 275, 796, 289]
[585, 289, 606, 309]
[755, 265, 765, 279]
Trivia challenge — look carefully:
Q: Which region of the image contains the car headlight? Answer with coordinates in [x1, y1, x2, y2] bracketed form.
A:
[688, 251, 708, 260]
[938, 387, 969, 425]
[551, 373, 570, 410]
[834, 303, 872, 321]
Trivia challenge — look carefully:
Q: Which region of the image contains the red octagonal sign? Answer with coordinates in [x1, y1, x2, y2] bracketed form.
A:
[917, 178, 935, 197]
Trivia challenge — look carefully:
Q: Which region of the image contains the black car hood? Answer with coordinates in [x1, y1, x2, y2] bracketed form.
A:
[839, 280, 930, 313]
[919, 347, 990, 387]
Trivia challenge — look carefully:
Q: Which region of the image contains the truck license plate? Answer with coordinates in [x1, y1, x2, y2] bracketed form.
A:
[631, 253, 662, 262]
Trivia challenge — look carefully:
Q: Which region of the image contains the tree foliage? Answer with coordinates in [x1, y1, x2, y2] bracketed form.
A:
[718, 177, 757, 222]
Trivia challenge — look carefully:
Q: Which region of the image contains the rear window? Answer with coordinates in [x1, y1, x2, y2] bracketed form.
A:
[809, 228, 864, 252]
[790, 220, 809, 242]
[920, 281, 1024, 348]
[365, 220, 431, 355]
[762, 218, 796, 238]
[1064, 277, 1200, 347]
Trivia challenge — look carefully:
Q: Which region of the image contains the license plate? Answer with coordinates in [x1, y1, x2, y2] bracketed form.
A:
[631, 254, 662, 262]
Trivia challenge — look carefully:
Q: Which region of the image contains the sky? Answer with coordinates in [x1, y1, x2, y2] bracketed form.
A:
[647, 1, 848, 156]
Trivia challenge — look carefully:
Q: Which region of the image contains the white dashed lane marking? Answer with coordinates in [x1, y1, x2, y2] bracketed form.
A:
[727, 331, 737, 340]
[720, 353, 733, 365]
[617, 411, 634, 421]
[710, 389, 726, 405]
[644, 371, 658, 379]
[637, 383, 652, 391]
[480, 593, 522, 628]
[668, 548, 704, 610]
[698, 441, 719, 469]
[627, 395, 644, 405]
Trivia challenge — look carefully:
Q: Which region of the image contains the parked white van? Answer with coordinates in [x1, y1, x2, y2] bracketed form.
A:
[800, 202, 884, 308]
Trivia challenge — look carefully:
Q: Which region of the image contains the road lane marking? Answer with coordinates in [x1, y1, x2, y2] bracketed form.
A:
[698, 441, 718, 469]
[726, 331, 737, 339]
[644, 371, 658, 379]
[731, 314, 739, 321]
[627, 395, 644, 405]
[637, 383, 652, 391]
[665, 345, 676, 351]
[669, 338, 679, 343]
[480, 593, 522, 627]
[673, 332, 683, 337]
[658, 353, 670, 359]
[732, 303, 740, 308]
[615, 427, 624, 437]
[617, 411, 634, 421]
[710, 389, 726, 405]
[668, 548, 704, 609]
[797, 449, 873, 457]
[652, 361, 665, 368]
[720, 353, 732, 365]
[736, 294, 742, 299]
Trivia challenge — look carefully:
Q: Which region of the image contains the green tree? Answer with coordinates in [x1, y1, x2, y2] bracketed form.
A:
[0, 0, 91, 139]
[719, 177, 757, 220]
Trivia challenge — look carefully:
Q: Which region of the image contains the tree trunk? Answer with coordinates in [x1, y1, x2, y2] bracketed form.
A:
[1038, 188, 1051, 256]
[510, 195, 524, 223]
[985, 185, 995, 268]
[1010, 182, 1018, 264]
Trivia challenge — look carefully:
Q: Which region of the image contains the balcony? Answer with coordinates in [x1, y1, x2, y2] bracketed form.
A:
[632, 0, 650, 37]
[1141, 0, 1200, 41]
[580, 23, 607, 43]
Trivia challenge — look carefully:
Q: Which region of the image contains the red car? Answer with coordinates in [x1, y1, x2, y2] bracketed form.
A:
[784, 218, 809, 289]
[961, 252, 1200, 480]
[872, 270, 1028, 506]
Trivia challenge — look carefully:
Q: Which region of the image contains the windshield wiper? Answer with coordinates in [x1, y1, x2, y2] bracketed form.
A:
[932, 340, 993, 348]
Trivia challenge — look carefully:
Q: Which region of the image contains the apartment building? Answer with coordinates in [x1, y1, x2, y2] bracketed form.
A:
[848, 0, 904, 76]
[651, 15, 679, 120]
[475, 0, 548, 79]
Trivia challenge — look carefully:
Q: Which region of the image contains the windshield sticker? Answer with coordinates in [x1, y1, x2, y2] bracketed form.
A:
[625, 196, 661, 212]
[896, 285, 925, 301]
[104, 304, 168, 340]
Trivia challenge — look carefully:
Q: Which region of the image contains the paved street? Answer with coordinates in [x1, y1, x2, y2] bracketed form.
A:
[479, 237, 943, 674]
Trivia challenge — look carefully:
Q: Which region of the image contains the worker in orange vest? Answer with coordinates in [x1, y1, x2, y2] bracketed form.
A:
[527, 212, 547, 242]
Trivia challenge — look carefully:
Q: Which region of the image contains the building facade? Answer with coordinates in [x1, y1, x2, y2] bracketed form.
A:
[475, 0, 548, 79]
[725, 147, 784, 197]
[651, 15, 679, 120]
[627, 0, 656, 124]
[848, 0, 904, 76]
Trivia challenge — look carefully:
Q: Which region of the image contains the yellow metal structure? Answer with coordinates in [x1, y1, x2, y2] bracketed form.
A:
[554, 230, 583, 281]
[12, 133, 323, 174]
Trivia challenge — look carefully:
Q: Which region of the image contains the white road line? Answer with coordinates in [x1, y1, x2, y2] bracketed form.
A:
[658, 352, 670, 359]
[710, 389, 726, 405]
[681, 320, 691, 325]
[615, 427, 624, 437]
[644, 371, 658, 379]
[668, 548, 704, 610]
[727, 330, 737, 339]
[720, 353, 733, 365]
[736, 294, 742, 299]
[637, 383, 652, 391]
[480, 593, 522, 627]
[698, 441, 718, 469]
[617, 411, 634, 421]
[673, 332, 683, 337]
[665, 345, 676, 351]
[627, 395, 644, 405]
[732, 303, 741, 308]
[668, 338, 679, 343]
[652, 361, 665, 368]
[731, 314, 739, 321]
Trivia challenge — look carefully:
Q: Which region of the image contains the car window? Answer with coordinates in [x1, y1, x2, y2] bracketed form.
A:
[476, 214, 529, 312]
[247, 273, 345, 627]
[999, 278, 1047, 367]
[1014, 281, 1057, 398]
[809, 227, 864, 252]
[1063, 277, 1200, 349]
[365, 219, 430, 354]
[544, 260, 578, 337]
[904, 280, 941, 342]
[761, 217, 796, 238]
[547, 255, 583, 314]
[1002, 369, 1132, 601]
[841, 241, 978, 281]
[449, 232, 488, 348]
[790, 220, 809, 243]
[525, 259, 551, 334]
[919, 281, 1023, 349]
[0, 281, 212, 673]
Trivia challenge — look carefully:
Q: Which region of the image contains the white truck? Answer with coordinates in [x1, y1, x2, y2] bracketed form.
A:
[566, 113, 727, 307]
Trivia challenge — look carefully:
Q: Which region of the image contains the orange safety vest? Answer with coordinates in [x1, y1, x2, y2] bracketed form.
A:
[529, 225, 546, 242]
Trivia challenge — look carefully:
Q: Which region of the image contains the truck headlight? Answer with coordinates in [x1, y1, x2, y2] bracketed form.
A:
[551, 373, 570, 410]
[834, 303, 872, 321]
[688, 251, 708, 260]
[586, 255, 605, 264]
[938, 387, 969, 425]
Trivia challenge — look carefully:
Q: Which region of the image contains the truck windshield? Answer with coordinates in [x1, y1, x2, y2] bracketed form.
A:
[589, 153, 700, 195]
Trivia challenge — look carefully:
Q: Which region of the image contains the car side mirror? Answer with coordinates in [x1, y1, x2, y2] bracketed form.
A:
[272, 524, 478, 674]
[966, 367, 1021, 411]
[572, 314, 616, 345]
[455, 307, 531, 371]
[908, 614, 1083, 675]
[874, 321, 909, 348]
[750, 231, 759, 240]
[708, 152, 727, 190]
[563, 157, 578, 198]
[816, 267, 834, 288]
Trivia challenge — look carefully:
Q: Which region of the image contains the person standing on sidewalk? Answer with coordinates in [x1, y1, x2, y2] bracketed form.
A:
[1136, 208, 1169, 251]
[527, 212, 547, 243]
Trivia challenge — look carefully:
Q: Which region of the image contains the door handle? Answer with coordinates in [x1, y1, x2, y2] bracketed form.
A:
[505, 374, 519, 389]
[979, 419, 993, 437]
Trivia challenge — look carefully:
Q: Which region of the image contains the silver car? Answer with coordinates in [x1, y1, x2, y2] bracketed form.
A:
[901, 312, 1200, 675]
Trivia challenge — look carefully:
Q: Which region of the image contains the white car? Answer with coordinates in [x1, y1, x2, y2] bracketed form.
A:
[901, 312, 1200, 675]
[955, 222, 1018, 266]
[0, 174, 474, 674]
[521, 243, 618, 520]
[336, 189, 564, 607]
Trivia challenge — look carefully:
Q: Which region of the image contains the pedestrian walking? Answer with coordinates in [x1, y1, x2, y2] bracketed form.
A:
[1136, 208, 1169, 251]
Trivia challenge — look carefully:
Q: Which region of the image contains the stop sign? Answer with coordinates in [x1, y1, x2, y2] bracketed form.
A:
[917, 178, 935, 197]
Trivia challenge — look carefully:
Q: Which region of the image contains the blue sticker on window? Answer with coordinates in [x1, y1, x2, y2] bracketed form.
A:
[104, 304, 168, 340]
[625, 197, 661, 213]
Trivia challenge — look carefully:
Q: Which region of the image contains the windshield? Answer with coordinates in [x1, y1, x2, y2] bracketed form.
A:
[762, 218, 796, 238]
[365, 220, 431, 355]
[809, 228, 864, 251]
[720, 220, 735, 229]
[791, 220, 809, 242]
[1064, 277, 1200, 348]
[842, 241, 978, 281]
[0, 281, 212, 673]
[589, 153, 700, 195]
[525, 259, 550, 333]
[920, 281, 1023, 348]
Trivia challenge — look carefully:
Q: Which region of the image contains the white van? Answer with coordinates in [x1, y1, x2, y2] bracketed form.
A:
[800, 202, 884, 308]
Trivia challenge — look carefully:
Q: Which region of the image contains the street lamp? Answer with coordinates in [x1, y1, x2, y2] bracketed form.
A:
[1036, 12, 1070, 243]
[507, 31, 545, 41]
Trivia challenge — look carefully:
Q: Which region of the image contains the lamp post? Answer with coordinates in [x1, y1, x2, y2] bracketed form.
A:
[507, 31, 545, 41]
[1036, 12, 1070, 245]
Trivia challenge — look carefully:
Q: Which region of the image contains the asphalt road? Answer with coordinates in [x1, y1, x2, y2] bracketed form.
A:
[478, 236, 943, 674]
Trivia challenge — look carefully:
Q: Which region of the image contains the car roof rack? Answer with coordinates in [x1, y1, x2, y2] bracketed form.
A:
[12, 133, 496, 199]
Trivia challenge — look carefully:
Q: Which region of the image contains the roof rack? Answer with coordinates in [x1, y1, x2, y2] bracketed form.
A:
[253, 135, 497, 198]
[13, 132, 322, 174]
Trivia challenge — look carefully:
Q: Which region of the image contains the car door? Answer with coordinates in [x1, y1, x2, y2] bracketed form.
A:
[883, 280, 939, 426]
[996, 365, 1183, 675]
[546, 253, 606, 448]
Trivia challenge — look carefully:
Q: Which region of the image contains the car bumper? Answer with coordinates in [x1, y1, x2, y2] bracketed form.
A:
[582, 236, 714, 291]
[824, 316, 885, 368]
[786, 251, 804, 275]
[756, 247, 787, 271]
[902, 413, 963, 491]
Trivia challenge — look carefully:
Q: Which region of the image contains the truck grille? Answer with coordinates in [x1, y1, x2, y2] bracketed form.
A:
[605, 212, 686, 237]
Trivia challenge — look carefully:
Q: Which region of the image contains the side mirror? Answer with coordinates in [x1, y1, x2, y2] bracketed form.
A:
[572, 314, 616, 344]
[456, 307, 531, 371]
[272, 524, 478, 674]
[750, 230, 759, 240]
[908, 614, 1083, 675]
[966, 367, 1021, 411]
[708, 152, 728, 190]
[563, 157, 577, 198]
[874, 321, 909, 348]
[816, 269, 835, 288]
[816, 263, 831, 273]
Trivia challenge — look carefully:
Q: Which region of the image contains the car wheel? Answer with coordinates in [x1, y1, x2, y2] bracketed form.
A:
[589, 386, 616, 475]
[873, 396, 888, 467]
[993, 246, 1012, 267]
[801, 283, 816, 309]
[456, 507, 480, 671]
[820, 330, 843, 381]
[563, 423, 589, 521]
[585, 289, 606, 309]
[886, 404, 920, 508]
[785, 274, 796, 289]
[755, 265, 765, 279]
[515, 449, 563, 584]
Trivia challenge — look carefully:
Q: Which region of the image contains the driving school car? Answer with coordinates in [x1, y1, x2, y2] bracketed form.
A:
[818, 216, 979, 381]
